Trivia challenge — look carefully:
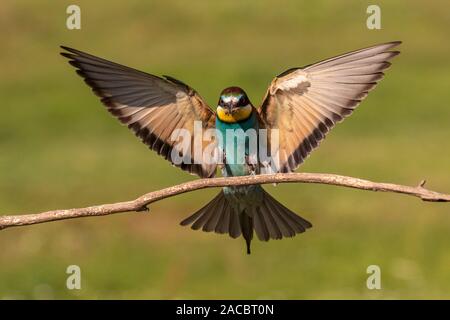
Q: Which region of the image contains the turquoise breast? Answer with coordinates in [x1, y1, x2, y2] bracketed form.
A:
[215, 111, 259, 177]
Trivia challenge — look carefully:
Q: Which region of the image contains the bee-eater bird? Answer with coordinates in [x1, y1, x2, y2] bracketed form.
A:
[61, 41, 401, 254]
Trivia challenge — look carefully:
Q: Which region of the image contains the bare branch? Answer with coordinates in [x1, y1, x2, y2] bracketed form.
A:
[0, 172, 448, 231]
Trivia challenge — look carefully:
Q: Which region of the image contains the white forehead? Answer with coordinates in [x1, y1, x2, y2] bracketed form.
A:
[221, 94, 241, 103]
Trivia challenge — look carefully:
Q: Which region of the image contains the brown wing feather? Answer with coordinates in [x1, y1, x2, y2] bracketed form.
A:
[259, 41, 401, 172]
[61, 46, 217, 178]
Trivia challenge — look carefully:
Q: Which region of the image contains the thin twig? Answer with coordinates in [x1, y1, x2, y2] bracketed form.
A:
[0, 173, 448, 231]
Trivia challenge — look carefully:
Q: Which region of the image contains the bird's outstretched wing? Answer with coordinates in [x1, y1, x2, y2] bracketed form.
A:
[61, 46, 217, 178]
[258, 41, 401, 173]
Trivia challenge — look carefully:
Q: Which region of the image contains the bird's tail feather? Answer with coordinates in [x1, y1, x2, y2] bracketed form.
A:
[252, 189, 312, 241]
[180, 189, 312, 254]
[180, 191, 242, 238]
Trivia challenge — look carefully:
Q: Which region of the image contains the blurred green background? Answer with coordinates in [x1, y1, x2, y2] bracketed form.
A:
[0, 0, 449, 299]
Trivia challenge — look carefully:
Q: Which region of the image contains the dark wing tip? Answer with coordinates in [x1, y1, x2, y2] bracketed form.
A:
[60, 45, 84, 54]
[60, 46, 83, 61]
[60, 45, 79, 56]
[381, 41, 402, 53]
[60, 52, 73, 59]
[388, 51, 401, 60]
[376, 40, 402, 48]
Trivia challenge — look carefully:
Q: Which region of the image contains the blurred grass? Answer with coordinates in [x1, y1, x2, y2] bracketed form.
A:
[0, 0, 449, 299]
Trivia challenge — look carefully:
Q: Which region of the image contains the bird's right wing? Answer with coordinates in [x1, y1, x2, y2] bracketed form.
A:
[61, 46, 217, 178]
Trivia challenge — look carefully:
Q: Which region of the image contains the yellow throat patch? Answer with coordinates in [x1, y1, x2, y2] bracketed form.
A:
[216, 105, 252, 123]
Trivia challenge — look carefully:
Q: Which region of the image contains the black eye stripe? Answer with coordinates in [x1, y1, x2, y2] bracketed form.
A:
[218, 94, 248, 107]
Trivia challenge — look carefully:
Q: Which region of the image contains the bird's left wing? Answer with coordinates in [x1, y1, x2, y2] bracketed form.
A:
[61, 46, 217, 178]
[258, 41, 401, 173]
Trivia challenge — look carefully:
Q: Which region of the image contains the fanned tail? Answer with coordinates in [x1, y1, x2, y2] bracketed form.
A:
[180, 191, 242, 238]
[180, 189, 312, 254]
[251, 189, 312, 241]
